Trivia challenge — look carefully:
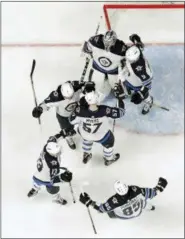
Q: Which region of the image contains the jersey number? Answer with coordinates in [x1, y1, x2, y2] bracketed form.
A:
[122, 201, 141, 216]
[83, 122, 102, 134]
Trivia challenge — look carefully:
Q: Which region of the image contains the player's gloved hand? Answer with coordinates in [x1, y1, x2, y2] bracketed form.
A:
[113, 83, 125, 99]
[131, 87, 149, 104]
[82, 41, 93, 56]
[32, 106, 43, 118]
[156, 177, 168, 192]
[79, 192, 93, 207]
[84, 81, 95, 93]
[60, 171, 73, 182]
[129, 34, 144, 49]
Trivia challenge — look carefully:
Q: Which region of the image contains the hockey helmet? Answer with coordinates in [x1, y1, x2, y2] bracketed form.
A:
[103, 30, 117, 50]
[85, 91, 99, 105]
[46, 142, 62, 156]
[125, 45, 140, 63]
[61, 82, 74, 99]
[114, 180, 129, 196]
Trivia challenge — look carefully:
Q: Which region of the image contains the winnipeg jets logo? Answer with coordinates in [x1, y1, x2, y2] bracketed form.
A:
[135, 66, 143, 71]
[98, 57, 112, 67]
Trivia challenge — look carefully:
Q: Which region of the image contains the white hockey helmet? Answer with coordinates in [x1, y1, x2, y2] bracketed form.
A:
[114, 180, 129, 196]
[46, 142, 62, 156]
[125, 45, 140, 63]
[85, 91, 99, 105]
[61, 82, 74, 99]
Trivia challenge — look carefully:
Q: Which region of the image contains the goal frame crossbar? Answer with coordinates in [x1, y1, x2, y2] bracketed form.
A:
[103, 3, 185, 30]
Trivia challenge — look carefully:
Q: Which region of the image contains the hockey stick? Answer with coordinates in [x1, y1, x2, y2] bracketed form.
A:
[69, 182, 76, 204]
[30, 59, 41, 125]
[81, 183, 97, 235]
[80, 16, 102, 83]
[152, 102, 170, 111]
[60, 167, 76, 203]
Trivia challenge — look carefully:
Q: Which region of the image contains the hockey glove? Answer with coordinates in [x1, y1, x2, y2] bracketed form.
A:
[53, 171, 73, 183]
[32, 106, 43, 118]
[79, 192, 93, 207]
[156, 177, 168, 193]
[113, 83, 125, 99]
[84, 81, 95, 93]
[82, 41, 93, 56]
[131, 87, 149, 104]
[129, 34, 144, 49]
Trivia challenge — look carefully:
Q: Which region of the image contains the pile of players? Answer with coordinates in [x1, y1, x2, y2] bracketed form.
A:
[28, 30, 167, 220]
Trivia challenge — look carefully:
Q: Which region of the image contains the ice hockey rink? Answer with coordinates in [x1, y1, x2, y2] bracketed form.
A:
[2, 1, 184, 238]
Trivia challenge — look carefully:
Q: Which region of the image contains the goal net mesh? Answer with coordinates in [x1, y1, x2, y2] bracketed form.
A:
[103, 2, 184, 44]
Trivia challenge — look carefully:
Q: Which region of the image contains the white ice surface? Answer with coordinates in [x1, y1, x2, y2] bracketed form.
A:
[2, 48, 184, 238]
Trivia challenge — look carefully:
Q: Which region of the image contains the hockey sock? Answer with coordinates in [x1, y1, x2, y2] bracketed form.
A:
[103, 147, 113, 160]
[82, 140, 93, 153]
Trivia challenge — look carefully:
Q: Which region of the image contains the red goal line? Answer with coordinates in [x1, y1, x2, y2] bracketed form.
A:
[103, 3, 185, 30]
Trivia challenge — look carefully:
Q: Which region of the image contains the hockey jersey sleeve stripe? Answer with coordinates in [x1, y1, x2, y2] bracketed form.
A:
[124, 80, 143, 91]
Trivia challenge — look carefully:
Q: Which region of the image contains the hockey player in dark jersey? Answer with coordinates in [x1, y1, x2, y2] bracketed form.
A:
[120, 44, 153, 114]
[27, 130, 73, 205]
[82, 30, 143, 102]
[79, 177, 168, 219]
[32, 81, 85, 149]
[69, 84, 125, 166]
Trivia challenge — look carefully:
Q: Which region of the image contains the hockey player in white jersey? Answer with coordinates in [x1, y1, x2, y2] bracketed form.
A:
[32, 81, 84, 149]
[27, 130, 73, 205]
[82, 31, 144, 102]
[69, 85, 125, 166]
[79, 177, 168, 219]
[120, 45, 153, 114]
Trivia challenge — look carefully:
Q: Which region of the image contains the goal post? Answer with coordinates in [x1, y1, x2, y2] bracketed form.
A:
[103, 2, 184, 44]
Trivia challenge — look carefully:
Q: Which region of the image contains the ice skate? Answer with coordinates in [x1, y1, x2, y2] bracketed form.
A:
[27, 188, 39, 198]
[83, 152, 92, 164]
[104, 153, 120, 166]
[66, 137, 76, 150]
[53, 194, 67, 205]
[142, 96, 153, 115]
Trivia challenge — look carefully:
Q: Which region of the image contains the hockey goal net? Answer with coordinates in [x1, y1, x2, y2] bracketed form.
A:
[103, 2, 184, 44]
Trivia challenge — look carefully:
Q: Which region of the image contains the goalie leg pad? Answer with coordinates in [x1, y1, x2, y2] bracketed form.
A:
[46, 185, 60, 195]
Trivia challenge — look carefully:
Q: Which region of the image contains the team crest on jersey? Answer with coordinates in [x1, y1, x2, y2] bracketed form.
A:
[65, 102, 78, 112]
[98, 57, 112, 67]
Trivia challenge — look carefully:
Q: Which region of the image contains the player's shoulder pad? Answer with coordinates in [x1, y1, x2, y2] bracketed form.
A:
[89, 34, 104, 49]
[114, 39, 127, 56]
[55, 85, 64, 99]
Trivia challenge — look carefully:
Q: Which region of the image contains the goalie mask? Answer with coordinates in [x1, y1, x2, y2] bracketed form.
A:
[114, 180, 129, 196]
[125, 45, 141, 63]
[61, 82, 74, 99]
[103, 30, 117, 51]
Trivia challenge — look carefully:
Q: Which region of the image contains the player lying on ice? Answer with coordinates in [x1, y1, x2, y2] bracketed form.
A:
[27, 130, 73, 205]
[82, 30, 145, 102]
[69, 82, 125, 166]
[79, 178, 168, 219]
